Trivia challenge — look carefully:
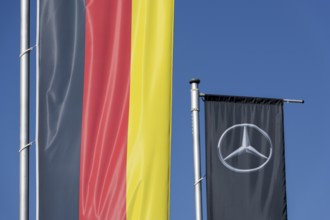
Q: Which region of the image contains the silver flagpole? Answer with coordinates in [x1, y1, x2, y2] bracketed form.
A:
[20, 0, 30, 218]
[190, 79, 203, 220]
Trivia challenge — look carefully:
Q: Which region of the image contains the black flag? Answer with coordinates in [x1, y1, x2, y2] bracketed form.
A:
[204, 95, 288, 220]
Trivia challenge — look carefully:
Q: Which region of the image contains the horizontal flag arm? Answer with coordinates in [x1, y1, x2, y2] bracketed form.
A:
[199, 93, 304, 104]
[283, 99, 304, 104]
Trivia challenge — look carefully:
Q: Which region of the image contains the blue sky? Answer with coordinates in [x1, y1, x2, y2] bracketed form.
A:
[1, 0, 330, 219]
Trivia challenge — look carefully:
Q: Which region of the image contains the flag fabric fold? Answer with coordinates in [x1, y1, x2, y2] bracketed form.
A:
[37, 0, 173, 219]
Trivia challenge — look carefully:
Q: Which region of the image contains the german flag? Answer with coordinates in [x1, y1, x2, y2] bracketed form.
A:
[36, 0, 173, 219]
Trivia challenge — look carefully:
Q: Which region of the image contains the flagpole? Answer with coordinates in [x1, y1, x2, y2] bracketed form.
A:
[20, 0, 30, 218]
[190, 79, 203, 220]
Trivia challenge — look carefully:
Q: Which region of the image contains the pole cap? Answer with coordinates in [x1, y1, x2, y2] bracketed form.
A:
[189, 78, 200, 84]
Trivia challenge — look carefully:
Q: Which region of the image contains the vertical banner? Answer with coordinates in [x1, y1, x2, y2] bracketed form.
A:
[204, 95, 288, 220]
[37, 0, 174, 219]
[37, 0, 85, 218]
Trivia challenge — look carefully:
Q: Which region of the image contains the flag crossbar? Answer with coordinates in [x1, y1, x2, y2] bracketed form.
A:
[199, 93, 304, 104]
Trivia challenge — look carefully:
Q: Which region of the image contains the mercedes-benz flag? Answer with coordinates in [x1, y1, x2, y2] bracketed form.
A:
[204, 95, 288, 220]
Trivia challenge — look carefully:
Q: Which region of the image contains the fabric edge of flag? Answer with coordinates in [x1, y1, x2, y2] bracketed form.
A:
[280, 103, 289, 219]
[35, 0, 40, 218]
[167, 6, 174, 217]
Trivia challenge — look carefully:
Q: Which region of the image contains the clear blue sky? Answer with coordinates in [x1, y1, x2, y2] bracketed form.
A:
[1, 0, 330, 219]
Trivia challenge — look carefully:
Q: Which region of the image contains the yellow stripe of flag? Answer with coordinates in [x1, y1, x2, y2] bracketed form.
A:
[127, 0, 174, 219]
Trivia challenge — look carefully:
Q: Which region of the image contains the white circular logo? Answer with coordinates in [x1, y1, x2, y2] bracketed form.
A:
[218, 123, 273, 173]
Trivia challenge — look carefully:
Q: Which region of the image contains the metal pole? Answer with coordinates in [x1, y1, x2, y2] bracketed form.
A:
[283, 99, 304, 104]
[20, 0, 30, 218]
[190, 79, 203, 220]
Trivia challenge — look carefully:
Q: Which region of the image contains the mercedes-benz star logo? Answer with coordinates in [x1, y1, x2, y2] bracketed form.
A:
[218, 123, 273, 173]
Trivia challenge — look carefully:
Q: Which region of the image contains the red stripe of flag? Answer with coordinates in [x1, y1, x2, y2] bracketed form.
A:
[79, 0, 132, 219]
